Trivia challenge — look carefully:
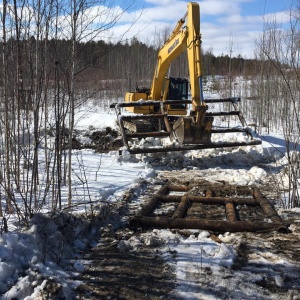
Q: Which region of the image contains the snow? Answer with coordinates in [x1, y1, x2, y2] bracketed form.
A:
[0, 96, 299, 299]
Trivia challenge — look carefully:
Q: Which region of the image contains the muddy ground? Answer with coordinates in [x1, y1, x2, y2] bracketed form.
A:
[71, 127, 123, 152]
[75, 233, 174, 299]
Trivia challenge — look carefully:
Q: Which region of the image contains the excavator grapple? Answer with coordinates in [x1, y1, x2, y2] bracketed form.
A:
[110, 97, 261, 154]
[111, 2, 261, 154]
[172, 105, 213, 145]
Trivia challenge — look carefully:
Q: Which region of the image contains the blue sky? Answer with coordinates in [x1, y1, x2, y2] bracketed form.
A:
[110, 0, 295, 57]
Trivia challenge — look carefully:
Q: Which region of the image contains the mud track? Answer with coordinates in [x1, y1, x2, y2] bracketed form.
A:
[75, 235, 174, 299]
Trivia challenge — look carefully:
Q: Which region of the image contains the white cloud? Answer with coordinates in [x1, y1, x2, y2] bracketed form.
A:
[48, 0, 294, 58]
[145, 0, 181, 5]
[0, 0, 293, 59]
[217, 10, 292, 26]
[104, 0, 259, 56]
[140, 2, 188, 21]
[263, 11, 292, 24]
[217, 14, 262, 25]
[200, 0, 242, 16]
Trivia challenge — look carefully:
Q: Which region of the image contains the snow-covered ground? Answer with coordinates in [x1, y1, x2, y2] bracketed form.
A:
[0, 98, 300, 299]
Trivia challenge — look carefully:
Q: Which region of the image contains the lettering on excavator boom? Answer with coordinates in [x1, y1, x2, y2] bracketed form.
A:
[168, 38, 179, 54]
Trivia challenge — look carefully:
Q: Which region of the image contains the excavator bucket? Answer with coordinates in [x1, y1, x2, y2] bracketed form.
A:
[172, 115, 213, 144]
[110, 97, 261, 155]
[169, 100, 210, 144]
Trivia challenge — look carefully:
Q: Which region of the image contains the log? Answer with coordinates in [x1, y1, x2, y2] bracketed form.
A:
[172, 196, 189, 219]
[140, 182, 170, 216]
[129, 216, 288, 233]
[158, 195, 258, 206]
[253, 188, 283, 224]
[225, 201, 237, 222]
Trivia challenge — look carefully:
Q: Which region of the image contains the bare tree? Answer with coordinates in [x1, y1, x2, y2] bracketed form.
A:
[0, 0, 140, 223]
[253, 3, 300, 208]
[64, 0, 139, 206]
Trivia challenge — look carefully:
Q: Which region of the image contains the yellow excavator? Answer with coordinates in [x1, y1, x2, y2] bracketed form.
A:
[111, 2, 261, 154]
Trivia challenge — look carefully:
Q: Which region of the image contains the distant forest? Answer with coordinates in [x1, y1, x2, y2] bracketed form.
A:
[53, 37, 270, 93]
[0, 37, 271, 101]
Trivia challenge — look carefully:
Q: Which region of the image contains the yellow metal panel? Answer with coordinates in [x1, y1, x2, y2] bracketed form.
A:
[124, 92, 153, 114]
[167, 109, 187, 116]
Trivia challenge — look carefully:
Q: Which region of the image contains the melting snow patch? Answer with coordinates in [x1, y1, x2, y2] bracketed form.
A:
[146, 229, 238, 298]
[248, 166, 267, 182]
[117, 240, 133, 252]
[0, 262, 15, 282]
[274, 275, 284, 287]
[121, 149, 131, 161]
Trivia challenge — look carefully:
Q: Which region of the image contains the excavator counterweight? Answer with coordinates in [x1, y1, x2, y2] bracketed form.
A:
[111, 2, 261, 154]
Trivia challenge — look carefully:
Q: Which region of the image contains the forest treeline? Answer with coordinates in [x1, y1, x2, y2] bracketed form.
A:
[0, 37, 277, 100]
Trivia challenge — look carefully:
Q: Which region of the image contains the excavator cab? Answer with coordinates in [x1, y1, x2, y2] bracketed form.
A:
[166, 77, 189, 111]
[168, 77, 188, 101]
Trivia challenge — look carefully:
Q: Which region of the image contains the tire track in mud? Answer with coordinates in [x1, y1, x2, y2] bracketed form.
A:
[160, 169, 300, 298]
[231, 228, 300, 299]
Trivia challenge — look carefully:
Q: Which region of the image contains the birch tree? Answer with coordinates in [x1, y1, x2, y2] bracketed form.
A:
[63, 0, 138, 206]
[0, 0, 140, 221]
[254, 3, 300, 208]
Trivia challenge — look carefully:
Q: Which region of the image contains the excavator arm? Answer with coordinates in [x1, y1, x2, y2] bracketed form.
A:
[150, 15, 187, 100]
[150, 2, 204, 112]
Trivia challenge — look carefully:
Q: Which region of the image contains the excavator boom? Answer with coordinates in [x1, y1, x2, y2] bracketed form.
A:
[150, 2, 203, 110]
